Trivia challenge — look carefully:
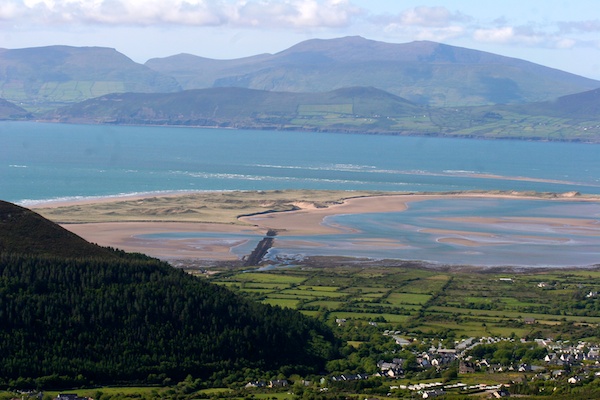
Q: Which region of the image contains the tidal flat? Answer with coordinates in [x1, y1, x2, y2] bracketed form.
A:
[32, 190, 600, 268]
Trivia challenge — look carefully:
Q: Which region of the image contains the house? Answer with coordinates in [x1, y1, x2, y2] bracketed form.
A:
[459, 361, 475, 374]
[422, 389, 444, 398]
[54, 395, 87, 400]
[524, 317, 536, 325]
[245, 380, 266, 388]
[269, 379, 288, 387]
[394, 337, 411, 346]
[331, 373, 368, 382]
[386, 368, 403, 378]
[491, 387, 510, 398]
[456, 337, 475, 350]
[552, 370, 565, 378]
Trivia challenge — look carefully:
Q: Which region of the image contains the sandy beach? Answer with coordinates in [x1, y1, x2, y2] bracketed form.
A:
[64, 221, 264, 261]
[31, 190, 600, 264]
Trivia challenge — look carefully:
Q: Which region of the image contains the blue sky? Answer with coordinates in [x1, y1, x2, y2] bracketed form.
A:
[1, 0, 599, 80]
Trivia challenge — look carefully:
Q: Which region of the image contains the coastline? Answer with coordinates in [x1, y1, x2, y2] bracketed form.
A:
[30, 190, 600, 265]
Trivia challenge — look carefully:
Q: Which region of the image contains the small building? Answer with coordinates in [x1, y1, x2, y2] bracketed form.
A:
[54, 395, 87, 400]
[245, 380, 266, 388]
[422, 389, 444, 398]
[459, 361, 475, 374]
[269, 379, 288, 387]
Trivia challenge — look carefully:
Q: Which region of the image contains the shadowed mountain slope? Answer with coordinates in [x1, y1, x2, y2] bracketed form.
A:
[517, 87, 600, 119]
[0, 200, 339, 386]
[0, 200, 119, 259]
[146, 36, 600, 107]
[46, 86, 423, 126]
[0, 98, 30, 119]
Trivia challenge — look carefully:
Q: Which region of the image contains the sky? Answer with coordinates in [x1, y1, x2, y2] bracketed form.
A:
[1, 0, 599, 80]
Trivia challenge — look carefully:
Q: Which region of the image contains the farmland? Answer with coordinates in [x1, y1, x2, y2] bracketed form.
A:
[208, 264, 600, 340]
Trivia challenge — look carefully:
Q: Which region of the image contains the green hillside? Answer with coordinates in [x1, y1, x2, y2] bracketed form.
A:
[146, 36, 600, 107]
[44, 85, 600, 142]
[0, 98, 29, 120]
[0, 46, 181, 112]
[0, 201, 339, 388]
[45, 86, 423, 132]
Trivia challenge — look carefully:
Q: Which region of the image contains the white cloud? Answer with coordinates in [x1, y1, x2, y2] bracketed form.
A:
[373, 6, 469, 43]
[558, 19, 600, 33]
[473, 26, 519, 43]
[0, 0, 362, 28]
[473, 24, 585, 50]
[397, 6, 469, 28]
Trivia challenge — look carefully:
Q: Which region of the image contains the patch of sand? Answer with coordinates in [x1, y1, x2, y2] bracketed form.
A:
[35, 190, 599, 262]
[64, 222, 262, 261]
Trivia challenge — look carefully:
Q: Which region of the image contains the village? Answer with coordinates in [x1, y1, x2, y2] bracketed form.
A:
[242, 334, 600, 398]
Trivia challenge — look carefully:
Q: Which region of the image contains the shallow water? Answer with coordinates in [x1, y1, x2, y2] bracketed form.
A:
[143, 198, 600, 267]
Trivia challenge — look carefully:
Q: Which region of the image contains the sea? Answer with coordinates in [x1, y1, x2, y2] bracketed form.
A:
[2, 121, 600, 267]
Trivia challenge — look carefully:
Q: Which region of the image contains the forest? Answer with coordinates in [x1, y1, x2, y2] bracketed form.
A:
[0, 251, 339, 389]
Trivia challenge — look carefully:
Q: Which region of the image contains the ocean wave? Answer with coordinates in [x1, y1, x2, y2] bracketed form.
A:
[16, 190, 226, 207]
[9, 164, 28, 168]
[251, 163, 378, 172]
[169, 169, 415, 186]
[443, 169, 478, 175]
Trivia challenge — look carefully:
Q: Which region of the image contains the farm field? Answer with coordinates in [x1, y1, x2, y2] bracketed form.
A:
[208, 265, 600, 340]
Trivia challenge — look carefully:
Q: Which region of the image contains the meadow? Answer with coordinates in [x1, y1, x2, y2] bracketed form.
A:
[209, 264, 600, 340]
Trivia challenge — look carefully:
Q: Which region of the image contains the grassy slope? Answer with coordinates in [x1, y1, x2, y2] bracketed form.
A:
[0, 46, 181, 111]
[0, 98, 30, 120]
[44, 85, 600, 142]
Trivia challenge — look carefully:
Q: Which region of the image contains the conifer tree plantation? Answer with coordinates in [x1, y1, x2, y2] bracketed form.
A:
[0, 201, 339, 390]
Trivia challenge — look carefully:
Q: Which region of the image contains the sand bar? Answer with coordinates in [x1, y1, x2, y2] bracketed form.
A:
[29, 190, 600, 262]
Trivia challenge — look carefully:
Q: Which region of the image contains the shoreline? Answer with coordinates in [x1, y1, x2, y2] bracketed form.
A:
[29, 190, 600, 266]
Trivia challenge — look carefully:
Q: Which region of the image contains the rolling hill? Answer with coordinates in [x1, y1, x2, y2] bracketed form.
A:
[0, 201, 339, 387]
[0, 46, 181, 111]
[44, 85, 600, 142]
[45, 86, 423, 130]
[146, 36, 600, 107]
[0, 98, 30, 120]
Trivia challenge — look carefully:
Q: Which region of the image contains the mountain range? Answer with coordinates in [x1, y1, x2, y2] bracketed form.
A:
[146, 36, 599, 107]
[1, 36, 600, 142]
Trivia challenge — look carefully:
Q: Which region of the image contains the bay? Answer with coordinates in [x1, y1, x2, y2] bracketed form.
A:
[1, 121, 600, 205]
[2, 121, 600, 267]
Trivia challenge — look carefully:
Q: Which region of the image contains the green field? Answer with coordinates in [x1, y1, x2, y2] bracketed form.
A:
[209, 264, 600, 340]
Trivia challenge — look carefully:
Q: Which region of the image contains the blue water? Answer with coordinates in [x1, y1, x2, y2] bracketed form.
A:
[2, 121, 600, 205]
[271, 199, 600, 267]
[3, 121, 600, 266]
[142, 198, 600, 267]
